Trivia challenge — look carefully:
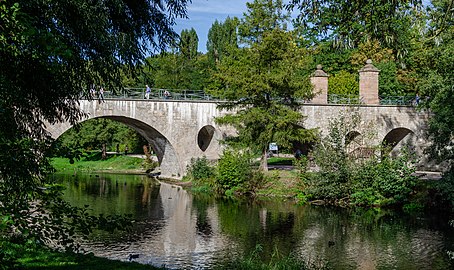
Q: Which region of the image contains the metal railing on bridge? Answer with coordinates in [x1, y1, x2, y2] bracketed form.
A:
[379, 95, 415, 106]
[328, 94, 363, 104]
[101, 88, 214, 101]
[90, 88, 417, 106]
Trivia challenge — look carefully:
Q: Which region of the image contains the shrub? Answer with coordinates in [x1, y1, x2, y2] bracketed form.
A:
[431, 169, 454, 212]
[351, 151, 417, 207]
[185, 156, 216, 185]
[216, 149, 252, 194]
[142, 158, 158, 172]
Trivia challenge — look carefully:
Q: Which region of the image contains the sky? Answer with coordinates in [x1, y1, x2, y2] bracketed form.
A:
[174, 0, 250, 53]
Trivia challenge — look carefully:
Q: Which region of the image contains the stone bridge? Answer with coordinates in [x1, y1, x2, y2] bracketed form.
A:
[46, 99, 432, 178]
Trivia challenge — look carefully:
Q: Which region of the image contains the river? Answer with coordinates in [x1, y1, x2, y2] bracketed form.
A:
[55, 173, 454, 269]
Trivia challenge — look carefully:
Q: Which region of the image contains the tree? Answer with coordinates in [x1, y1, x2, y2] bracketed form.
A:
[0, 0, 188, 248]
[288, 0, 420, 60]
[413, 0, 454, 210]
[56, 119, 148, 154]
[417, 0, 454, 163]
[207, 17, 239, 64]
[210, 28, 317, 171]
[180, 28, 199, 60]
[328, 71, 358, 96]
[239, 0, 290, 45]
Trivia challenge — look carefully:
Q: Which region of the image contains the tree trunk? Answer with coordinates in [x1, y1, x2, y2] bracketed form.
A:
[101, 143, 107, 160]
[260, 148, 268, 172]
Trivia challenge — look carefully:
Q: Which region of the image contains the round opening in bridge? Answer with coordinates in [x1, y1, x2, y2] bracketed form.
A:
[197, 125, 215, 152]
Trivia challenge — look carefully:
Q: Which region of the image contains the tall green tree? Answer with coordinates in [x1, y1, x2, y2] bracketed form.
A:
[419, 1, 454, 162]
[206, 17, 239, 64]
[210, 28, 317, 171]
[239, 0, 290, 45]
[410, 0, 454, 210]
[180, 28, 199, 60]
[0, 0, 188, 248]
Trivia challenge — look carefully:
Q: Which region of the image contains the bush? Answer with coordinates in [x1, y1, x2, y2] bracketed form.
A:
[351, 151, 417, 206]
[431, 169, 454, 212]
[185, 156, 216, 185]
[142, 158, 158, 172]
[216, 149, 252, 194]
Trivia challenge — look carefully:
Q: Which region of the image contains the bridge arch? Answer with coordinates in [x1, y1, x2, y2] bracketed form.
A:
[48, 116, 183, 177]
[382, 127, 415, 157]
[197, 125, 216, 152]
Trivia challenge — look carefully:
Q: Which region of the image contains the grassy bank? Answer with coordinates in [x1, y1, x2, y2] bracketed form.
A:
[1, 240, 162, 270]
[51, 153, 145, 173]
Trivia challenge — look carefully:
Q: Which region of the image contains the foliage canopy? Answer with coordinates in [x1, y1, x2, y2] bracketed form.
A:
[0, 0, 188, 249]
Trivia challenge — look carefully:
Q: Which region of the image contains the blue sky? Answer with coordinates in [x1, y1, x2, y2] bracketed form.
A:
[174, 0, 250, 53]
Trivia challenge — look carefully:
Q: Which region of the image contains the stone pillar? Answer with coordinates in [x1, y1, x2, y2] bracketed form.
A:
[310, 65, 329, 104]
[359, 59, 380, 105]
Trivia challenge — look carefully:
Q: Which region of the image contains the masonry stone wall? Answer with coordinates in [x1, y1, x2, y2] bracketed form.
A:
[46, 100, 433, 177]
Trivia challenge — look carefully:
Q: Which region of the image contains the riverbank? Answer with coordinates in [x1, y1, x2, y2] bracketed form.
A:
[51, 155, 147, 174]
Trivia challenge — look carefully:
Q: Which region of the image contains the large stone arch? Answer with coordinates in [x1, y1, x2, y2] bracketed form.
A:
[47, 116, 182, 178]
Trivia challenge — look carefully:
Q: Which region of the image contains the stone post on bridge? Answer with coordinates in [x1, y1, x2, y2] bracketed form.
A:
[359, 59, 380, 105]
[310, 65, 329, 104]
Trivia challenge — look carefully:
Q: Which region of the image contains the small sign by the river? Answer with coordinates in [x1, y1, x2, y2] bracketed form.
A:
[269, 143, 278, 151]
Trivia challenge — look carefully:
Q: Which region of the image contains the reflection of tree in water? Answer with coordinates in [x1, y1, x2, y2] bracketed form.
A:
[293, 206, 453, 269]
[217, 199, 300, 261]
[192, 194, 217, 236]
[215, 200, 452, 269]
[60, 173, 166, 244]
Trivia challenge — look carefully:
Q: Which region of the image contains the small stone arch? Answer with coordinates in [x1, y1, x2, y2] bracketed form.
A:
[382, 127, 415, 157]
[48, 116, 182, 178]
[345, 130, 361, 146]
[345, 131, 375, 159]
[197, 125, 216, 152]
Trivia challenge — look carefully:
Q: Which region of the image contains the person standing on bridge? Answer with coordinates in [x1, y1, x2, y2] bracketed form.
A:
[98, 86, 105, 103]
[145, 85, 151, 99]
[164, 90, 170, 99]
[90, 85, 96, 99]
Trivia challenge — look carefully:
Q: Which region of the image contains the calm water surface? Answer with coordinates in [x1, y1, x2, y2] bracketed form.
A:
[56, 173, 454, 269]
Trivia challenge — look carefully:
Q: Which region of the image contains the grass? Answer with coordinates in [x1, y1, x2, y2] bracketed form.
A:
[214, 245, 329, 270]
[255, 169, 302, 199]
[267, 157, 294, 166]
[51, 153, 145, 173]
[1, 240, 163, 270]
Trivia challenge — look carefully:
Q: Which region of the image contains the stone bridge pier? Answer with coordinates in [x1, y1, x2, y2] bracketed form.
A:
[46, 100, 228, 178]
